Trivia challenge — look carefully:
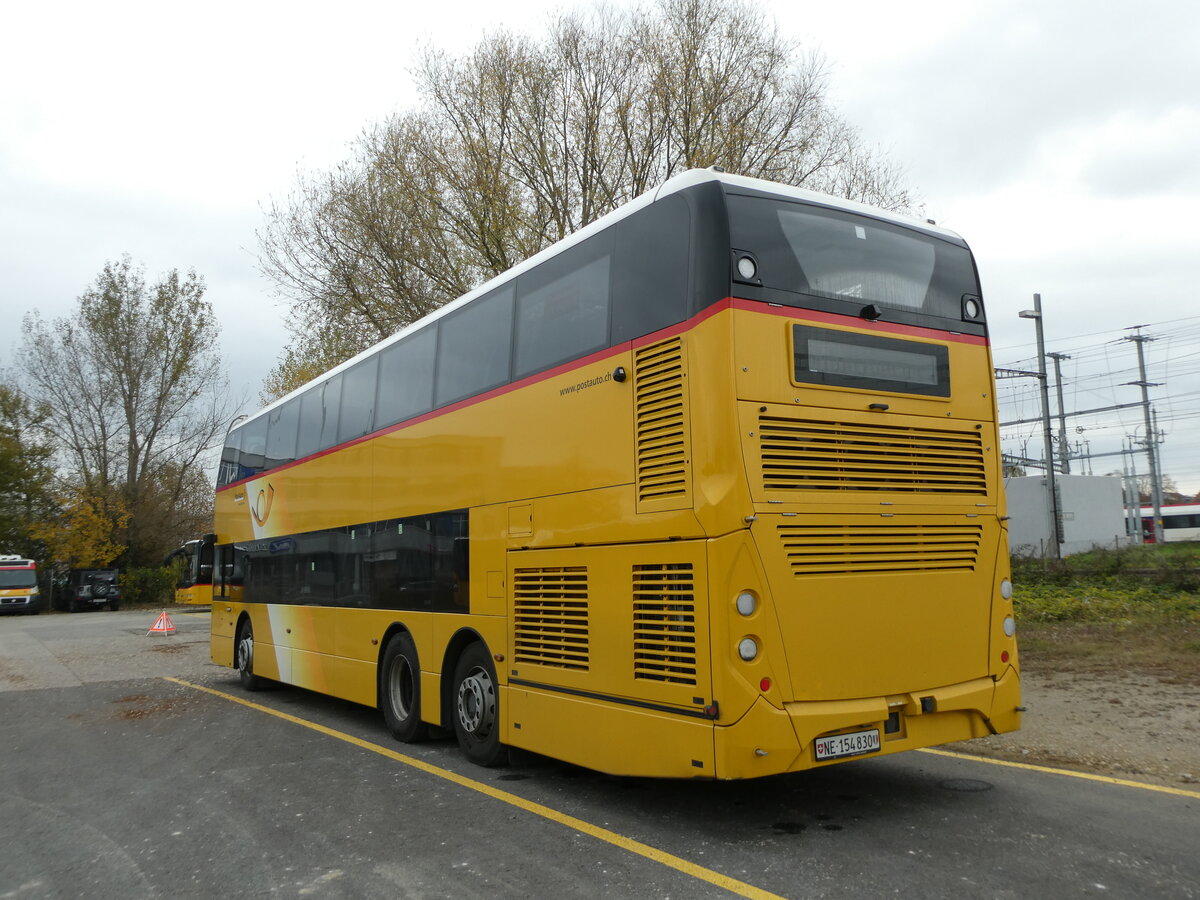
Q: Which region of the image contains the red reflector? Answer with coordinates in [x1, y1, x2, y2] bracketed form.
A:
[1001, 650, 1010, 663]
[759, 677, 771, 692]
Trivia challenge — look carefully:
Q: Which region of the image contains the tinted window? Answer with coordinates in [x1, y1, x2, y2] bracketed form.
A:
[727, 192, 981, 327]
[435, 285, 514, 406]
[377, 325, 437, 428]
[237, 510, 469, 613]
[295, 386, 322, 459]
[514, 238, 611, 378]
[218, 426, 243, 486]
[611, 195, 690, 344]
[295, 374, 343, 458]
[338, 357, 378, 444]
[239, 417, 267, 475]
[319, 374, 343, 450]
[265, 398, 300, 469]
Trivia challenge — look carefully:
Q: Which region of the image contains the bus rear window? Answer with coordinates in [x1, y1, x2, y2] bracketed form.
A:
[727, 194, 980, 325]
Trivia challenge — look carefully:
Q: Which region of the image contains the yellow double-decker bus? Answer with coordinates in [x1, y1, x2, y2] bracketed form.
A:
[210, 169, 1020, 778]
[164, 537, 217, 605]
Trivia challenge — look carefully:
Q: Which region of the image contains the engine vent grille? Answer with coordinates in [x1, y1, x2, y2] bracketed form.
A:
[513, 567, 589, 670]
[759, 415, 988, 495]
[632, 563, 697, 685]
[635, 339, 690, 506]
[778, 523, 983, 575]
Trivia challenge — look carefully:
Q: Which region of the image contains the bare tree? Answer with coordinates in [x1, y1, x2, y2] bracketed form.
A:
[258, 0, 917, 398]
[19, 256, 232, 567]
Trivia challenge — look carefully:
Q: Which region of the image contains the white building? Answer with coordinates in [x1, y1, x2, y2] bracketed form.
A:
[1004, 474, 1131, 557]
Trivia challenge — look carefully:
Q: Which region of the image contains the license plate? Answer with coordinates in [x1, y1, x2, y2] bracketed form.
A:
[814, 728, 881, 761]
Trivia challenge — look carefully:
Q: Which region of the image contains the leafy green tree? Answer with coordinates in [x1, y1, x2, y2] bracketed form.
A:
[0, 383, 56, 558]
[258, 0, 915, 399]
[18, 256, 233, 568]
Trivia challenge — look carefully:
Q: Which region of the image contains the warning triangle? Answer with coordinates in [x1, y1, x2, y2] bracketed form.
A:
[148, 610, 177, 635]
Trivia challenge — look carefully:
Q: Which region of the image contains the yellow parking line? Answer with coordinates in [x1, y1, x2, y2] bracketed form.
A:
[919, 748, 1200, 800]
[166, 677, 785, 900]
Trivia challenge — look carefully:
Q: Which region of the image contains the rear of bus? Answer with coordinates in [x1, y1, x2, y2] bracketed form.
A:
[698, 177, 1021, 777]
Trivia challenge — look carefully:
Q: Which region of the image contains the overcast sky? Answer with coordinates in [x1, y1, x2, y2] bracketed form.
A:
[2, 0, 1198, 494]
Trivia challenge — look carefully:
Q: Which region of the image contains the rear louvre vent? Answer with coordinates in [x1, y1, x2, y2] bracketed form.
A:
[759, 416, 988, 495]
[635, 339, 691, 507]
[632, 564, 697, 685]
[779, 523, 983, 575]
[513, 567, 589, 670]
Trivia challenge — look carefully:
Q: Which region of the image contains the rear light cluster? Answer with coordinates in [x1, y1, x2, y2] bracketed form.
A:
[735, 590, 759, 662]
[999, 579, 1016, 667]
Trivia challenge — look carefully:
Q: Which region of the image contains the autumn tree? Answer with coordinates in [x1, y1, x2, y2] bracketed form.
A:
[0, 383, 56, 558]
[29, 487, 130, 570]
[18, 257, 232, 568]
[258, 0, 915, 399]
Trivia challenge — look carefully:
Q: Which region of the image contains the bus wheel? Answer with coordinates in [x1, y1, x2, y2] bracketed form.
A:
[452, 643, 506, 767]
[236, 620, 263, 691]
[381, 633, 428, 743]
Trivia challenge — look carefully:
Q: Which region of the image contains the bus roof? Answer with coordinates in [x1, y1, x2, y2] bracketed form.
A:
[241, 169, 964, 428]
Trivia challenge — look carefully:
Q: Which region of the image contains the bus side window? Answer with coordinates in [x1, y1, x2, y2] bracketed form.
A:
[238, 416, 268, 477]
[435, 285, 514, 407]
[296, 384, 322, 459]
[318, 373, 343, 453]
[338, 357, 379, 445]
[218, 428, 244, 487]
[611, 194, 691, 344]
[266, 397, 301, 469]
[514, 233, 613, 379]
[377, 326, 437, 429]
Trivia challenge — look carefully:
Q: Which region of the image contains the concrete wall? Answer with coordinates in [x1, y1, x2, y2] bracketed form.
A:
[1004, 474, 1131, 557]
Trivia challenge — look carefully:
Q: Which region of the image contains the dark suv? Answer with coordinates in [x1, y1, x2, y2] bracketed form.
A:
[63, 569, 122, 612]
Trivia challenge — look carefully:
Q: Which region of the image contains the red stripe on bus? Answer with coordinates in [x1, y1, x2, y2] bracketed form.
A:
[218, 297, 985, 492]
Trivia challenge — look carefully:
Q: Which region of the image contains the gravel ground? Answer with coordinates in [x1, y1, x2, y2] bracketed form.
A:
[946, 669, 1200, 789]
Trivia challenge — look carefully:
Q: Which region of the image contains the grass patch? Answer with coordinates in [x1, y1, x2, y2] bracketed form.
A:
[1016, 620, 1200, 684]
[1011, 542, 1200, 683]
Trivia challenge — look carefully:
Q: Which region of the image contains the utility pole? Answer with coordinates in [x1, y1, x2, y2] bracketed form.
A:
[1126, 329, 1164, 544]
[1047, 351, 1071, 474]
[1019, 294, 1062, 558]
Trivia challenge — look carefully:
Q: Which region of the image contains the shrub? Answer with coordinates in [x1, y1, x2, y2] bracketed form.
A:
[1014, 583, 1200, 624]
[120, 567, 177, 607]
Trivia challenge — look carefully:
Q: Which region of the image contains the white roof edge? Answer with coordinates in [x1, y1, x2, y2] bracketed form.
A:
[245, 168, 960, 425]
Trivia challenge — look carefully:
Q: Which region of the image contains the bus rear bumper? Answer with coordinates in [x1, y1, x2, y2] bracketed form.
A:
[713, 669, 1022, 778]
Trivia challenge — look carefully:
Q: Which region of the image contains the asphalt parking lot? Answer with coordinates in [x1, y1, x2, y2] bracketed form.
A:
[2, 609, 1198, 899]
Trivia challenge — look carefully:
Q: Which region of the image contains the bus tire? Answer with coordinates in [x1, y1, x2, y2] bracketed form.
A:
[451, 642, 506, 767]
[381, 633, 428, 743]
[236, 620, 264, 691]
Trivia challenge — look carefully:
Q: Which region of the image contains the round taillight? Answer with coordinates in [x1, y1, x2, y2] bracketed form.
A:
[759, 677, 771, 692]
[738, 638, 758, 661]
[1000, 579, 1013, 600]
[1003, 615, 1016, 637]
[1001, 650, 1010, 663]
[736, 591, 757, 616]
